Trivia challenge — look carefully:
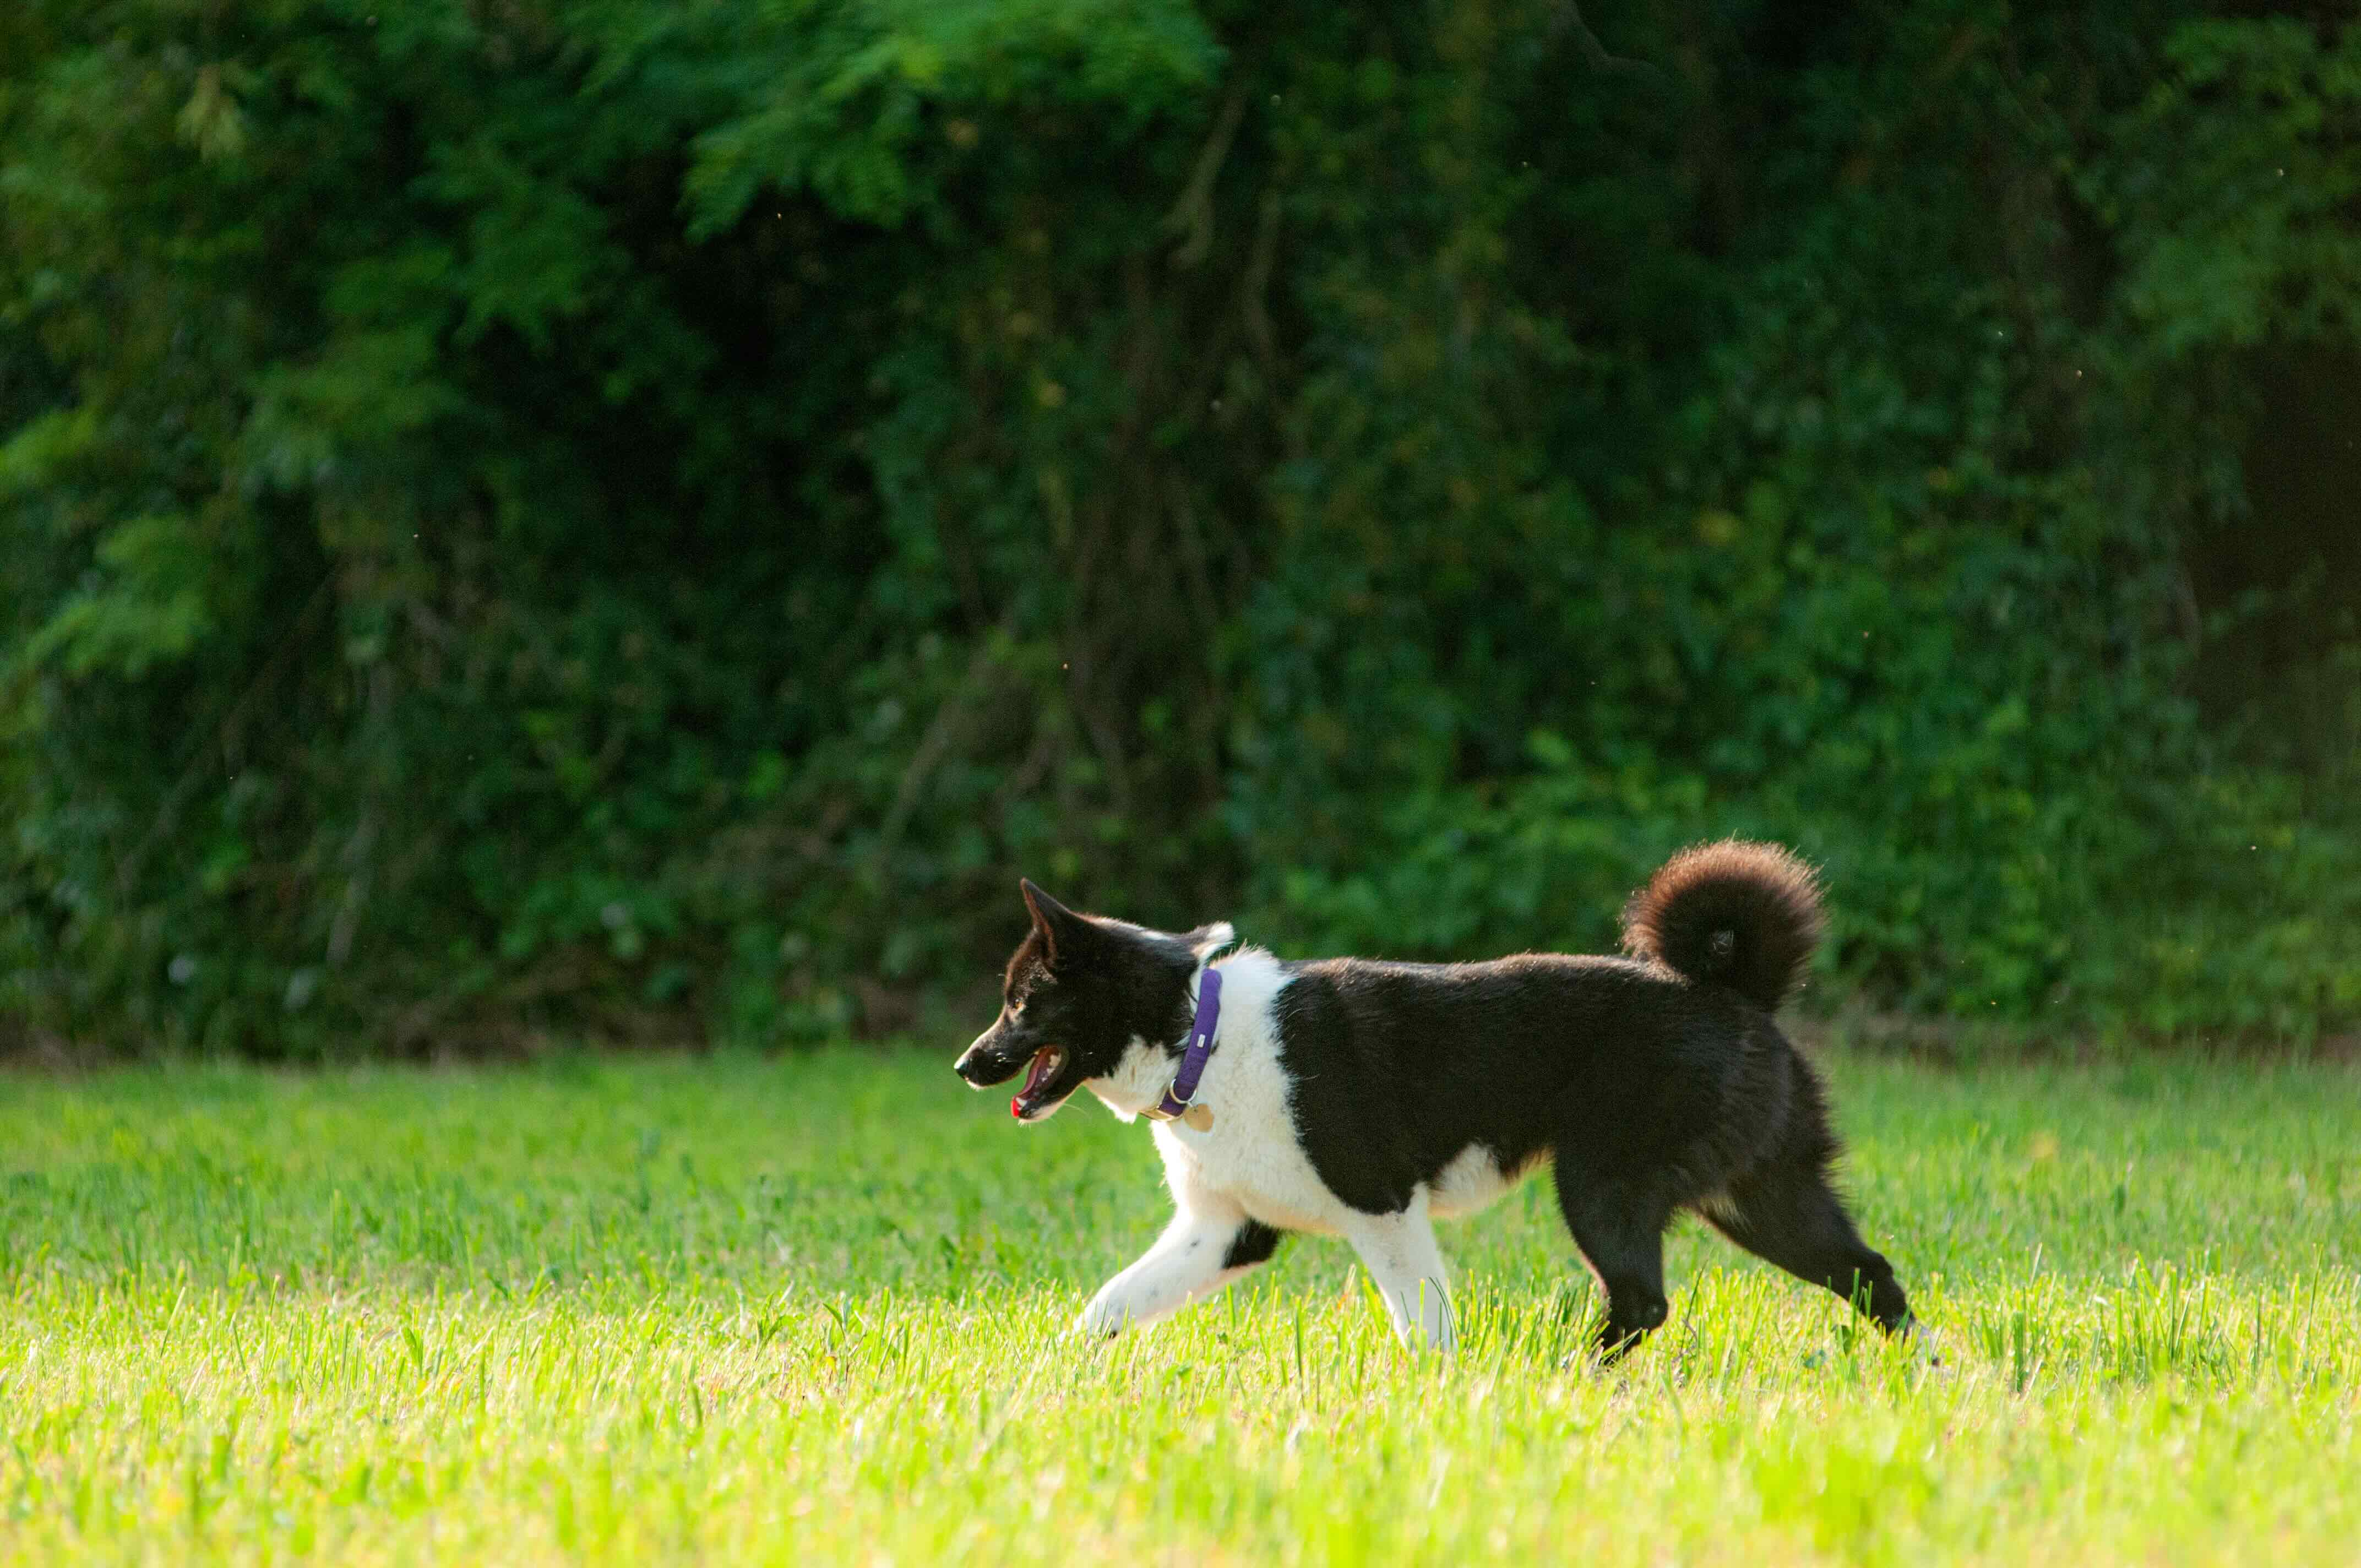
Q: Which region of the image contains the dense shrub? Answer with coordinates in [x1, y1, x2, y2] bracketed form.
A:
[2, 1, 2355, 1054]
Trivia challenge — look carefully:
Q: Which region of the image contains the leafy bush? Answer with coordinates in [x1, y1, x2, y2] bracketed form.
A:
[2, 1, 2355, 1054]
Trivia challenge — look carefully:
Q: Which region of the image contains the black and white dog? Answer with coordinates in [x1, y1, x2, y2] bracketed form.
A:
[953, 841, 1915, 1361]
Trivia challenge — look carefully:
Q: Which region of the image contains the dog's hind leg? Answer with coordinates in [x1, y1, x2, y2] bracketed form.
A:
[1341, 1194, 1455, 1354]
[1553, 1170, 1674, 1364]
[1699, 1164, 1912, 1334]
[1078, 1198, 1283, 1340]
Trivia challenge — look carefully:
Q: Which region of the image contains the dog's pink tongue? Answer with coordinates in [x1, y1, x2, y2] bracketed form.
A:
[1010, 1049, 1057, 1119]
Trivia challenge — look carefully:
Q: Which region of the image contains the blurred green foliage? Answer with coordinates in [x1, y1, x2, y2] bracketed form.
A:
[2, 1, 2356, 1055]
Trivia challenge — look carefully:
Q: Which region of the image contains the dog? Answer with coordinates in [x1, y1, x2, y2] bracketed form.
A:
[953, 840, 1914, 1360]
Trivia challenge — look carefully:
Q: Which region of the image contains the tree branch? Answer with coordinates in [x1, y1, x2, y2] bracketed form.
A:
[1556, 1, 1663, 83]
[1163, 81, 1250, 269]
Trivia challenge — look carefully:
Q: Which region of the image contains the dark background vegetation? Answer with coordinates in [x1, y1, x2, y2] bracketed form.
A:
[2, 0, 2355, 1058]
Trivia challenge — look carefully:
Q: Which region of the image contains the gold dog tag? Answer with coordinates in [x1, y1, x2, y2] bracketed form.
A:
[1182, 1102, 1215, 1131]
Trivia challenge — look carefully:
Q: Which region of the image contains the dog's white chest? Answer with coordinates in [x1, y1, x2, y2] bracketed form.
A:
[1134, 951, 1362, 1237]
[1155, 1064, 1350, 1237]
[1100, 949, 1533, 1238]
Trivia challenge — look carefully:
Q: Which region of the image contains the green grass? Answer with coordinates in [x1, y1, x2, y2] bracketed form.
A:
[2, 1046, 2357, 1564]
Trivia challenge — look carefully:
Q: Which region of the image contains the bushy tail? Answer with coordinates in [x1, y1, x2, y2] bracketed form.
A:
[1621, 840, 1824, 1011]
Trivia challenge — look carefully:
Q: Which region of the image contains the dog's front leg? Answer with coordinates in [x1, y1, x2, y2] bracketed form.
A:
[1078, 1199, 1266, 1340]
[1343, 1197, 1455, 1354]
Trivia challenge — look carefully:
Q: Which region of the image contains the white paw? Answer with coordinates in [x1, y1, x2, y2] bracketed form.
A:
[1075, 1290, 1143, 1341]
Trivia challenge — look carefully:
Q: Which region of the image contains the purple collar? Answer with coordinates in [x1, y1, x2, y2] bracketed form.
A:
[1145, 967, 1221, 1123]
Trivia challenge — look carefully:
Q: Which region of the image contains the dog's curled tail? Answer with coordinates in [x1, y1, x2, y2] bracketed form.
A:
[1621, 840, 1823, 1011]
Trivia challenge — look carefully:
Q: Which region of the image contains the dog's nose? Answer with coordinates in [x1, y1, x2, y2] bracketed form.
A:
[954, 1029, 1007, 1087]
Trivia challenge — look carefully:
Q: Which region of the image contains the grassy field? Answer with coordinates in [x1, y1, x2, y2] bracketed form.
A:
[1, 1044, 2357, 1564]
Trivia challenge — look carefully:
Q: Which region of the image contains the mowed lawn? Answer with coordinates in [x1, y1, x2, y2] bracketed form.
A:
[1, 1046, 2357, 1565]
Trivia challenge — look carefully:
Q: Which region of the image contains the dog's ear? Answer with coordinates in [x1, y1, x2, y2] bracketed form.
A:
[1185, 921, 1236, 961]
[1019, 878, 1092, 967]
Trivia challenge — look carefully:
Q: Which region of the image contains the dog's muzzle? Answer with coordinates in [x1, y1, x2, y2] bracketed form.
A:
[956, 1023, 1075, 1120]
[954, 1027, 1028, 1087]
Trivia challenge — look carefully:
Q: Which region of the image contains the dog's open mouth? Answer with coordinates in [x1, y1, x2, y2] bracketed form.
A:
[1010, 1046, 1071, 1121]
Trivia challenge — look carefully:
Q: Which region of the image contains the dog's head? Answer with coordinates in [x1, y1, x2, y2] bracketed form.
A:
[954, 879, 1233, 1122]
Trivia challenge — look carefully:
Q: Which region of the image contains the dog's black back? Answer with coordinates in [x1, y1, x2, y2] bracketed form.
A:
[1270, 841, 1908, 1354]
[964, 839, 1915, 1360]
[1275, 953, 1798, 1215]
